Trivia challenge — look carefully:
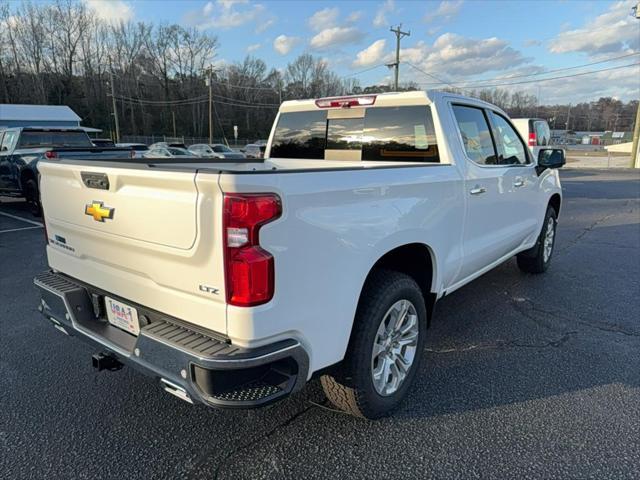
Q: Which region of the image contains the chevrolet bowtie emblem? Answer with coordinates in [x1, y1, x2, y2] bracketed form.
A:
[85, 201, 114, 222]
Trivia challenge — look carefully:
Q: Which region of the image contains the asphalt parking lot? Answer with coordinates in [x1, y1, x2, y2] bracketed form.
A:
[1, 168, 639, 479]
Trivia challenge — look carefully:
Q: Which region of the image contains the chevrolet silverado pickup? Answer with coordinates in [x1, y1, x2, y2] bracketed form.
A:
[34, 91, 565, 418]
[0, 127, 133, 214]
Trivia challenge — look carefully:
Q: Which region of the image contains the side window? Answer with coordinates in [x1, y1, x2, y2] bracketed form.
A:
[362, 106, 440, 162]
[489, 112, 529, 165]
[1, 131, 17, 152]
[534, 121, 550, 146]
[452, 105, 497, 165]
[0, 132, 4, 152]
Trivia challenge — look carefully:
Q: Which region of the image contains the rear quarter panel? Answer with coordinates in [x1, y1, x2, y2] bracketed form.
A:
[219, 165, 464, 375]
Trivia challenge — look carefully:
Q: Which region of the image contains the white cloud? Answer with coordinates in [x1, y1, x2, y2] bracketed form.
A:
[347, 11, 363, 23]
[549, 1, 640, 55]
[524, 39, 542, 47]
[308, 7, 339, 31]
[273, 35, 300, 55]
[256, 17, 276, 33]
[83, 0, 134, 24]
[203, 1, 214, 15]
[218, 0, 248, 8]
[424, 0, 463, 24]
[373, 0, 395, 28]
[310, 26, 365, 50]
[353, 39, 387, 67]
[497, 64, 640, 104]
[417, 33, 530, 77]
[185, 0, 264, 30]
[246, 43, 261, 53]
[381, 33, 530, 89]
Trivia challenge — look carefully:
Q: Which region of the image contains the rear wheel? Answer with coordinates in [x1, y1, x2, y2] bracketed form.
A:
[321, 270, 427, 419]
[24, 178, 41, 217]
[517, 207, 557, 273]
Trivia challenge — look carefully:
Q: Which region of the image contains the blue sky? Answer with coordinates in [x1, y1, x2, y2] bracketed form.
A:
[80, 1, 640, 102]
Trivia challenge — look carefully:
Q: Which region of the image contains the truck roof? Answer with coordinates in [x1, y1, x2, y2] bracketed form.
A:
[278, 89, 506, 115]
[0, 126, 89, 133]
[279, 90, 431, 113]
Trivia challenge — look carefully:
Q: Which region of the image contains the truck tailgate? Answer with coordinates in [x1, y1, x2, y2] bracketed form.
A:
[43, 162, 197, 248]
[39, 161, 228, 334]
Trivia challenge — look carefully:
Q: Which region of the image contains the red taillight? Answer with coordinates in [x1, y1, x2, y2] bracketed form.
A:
[315, 95, 377, 108]
[528, 132, 536, 146]
[223, 193, 282, 307]
[44, 151, 57, 159]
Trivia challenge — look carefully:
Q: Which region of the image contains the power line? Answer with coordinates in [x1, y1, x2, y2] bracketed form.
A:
[209, 99, 279, 109]
[343, 64, 388, 78]
[457, 62, 640, 89]
[408, 62, 640, 89]
[403, 62, 458, 89]
[414, 52, 640, 87]
[112, 94, 208, 105]
[112, 92, 280, 107]
[210, 78, 279, 91]
[113, 94, 279, 109]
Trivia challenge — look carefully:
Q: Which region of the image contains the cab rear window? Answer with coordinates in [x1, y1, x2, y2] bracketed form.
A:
[18, 131, 93, 148]
[270, 111, 326, 159]
[270, 105, 439, 162]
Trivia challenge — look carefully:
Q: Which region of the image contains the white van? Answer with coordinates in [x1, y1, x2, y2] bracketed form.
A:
[512, 118, 552, 151]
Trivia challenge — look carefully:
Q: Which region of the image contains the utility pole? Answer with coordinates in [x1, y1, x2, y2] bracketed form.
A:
[206, 65, 213, 144]
[389, 25, 410, 91]
[108, 57, 120, 143]
[631, 2, 640, 168]
[172, 110, 177, 138]
[566, 104, 571, 132]
[631, 103, 640, 168]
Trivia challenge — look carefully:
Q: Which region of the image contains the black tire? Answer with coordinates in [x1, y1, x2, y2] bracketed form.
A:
[517, 206, 557, 274]
[24, 178, 41, 217]
[321, 269, 427, 419]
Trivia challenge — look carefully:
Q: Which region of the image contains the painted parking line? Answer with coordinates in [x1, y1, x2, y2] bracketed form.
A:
[0, 211, 43, 227]
[0, 225, 43, 234]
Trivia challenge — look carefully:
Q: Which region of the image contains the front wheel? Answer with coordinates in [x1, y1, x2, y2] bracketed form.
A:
[517, 206, 557, 274]
[321, 270, 427, 419]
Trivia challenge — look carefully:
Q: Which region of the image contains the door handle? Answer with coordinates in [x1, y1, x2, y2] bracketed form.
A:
[514, 179, 525, 188]
[469, 186, 486, 195]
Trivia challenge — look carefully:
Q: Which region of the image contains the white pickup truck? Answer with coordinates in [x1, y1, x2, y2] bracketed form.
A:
[34, 91, 565, 418]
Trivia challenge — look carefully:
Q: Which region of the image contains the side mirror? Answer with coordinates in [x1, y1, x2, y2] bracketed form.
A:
[0, 146, 7, 152]
[537, 148, 565, 169]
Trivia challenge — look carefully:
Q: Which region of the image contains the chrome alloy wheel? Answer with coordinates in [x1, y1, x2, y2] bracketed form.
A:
[543, 216, 555, 262]
[371, 299, 419, 396]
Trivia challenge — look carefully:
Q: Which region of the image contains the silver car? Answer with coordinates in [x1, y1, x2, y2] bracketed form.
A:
[188, 143, 246, 160]
[143, 146, 194, 158]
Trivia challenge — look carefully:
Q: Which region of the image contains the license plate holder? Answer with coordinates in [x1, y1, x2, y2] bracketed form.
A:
[105, 296, 140, 336]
